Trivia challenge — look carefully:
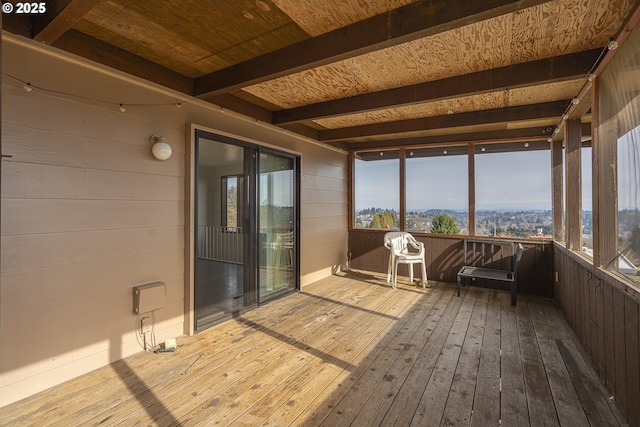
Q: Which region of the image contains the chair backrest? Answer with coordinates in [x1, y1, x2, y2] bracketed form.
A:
[384, 232, 416, 255]
[512, 243, 524, 281]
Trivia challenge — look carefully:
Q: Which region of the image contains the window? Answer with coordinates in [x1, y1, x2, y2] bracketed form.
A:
[617, 127, 640, 281]
[475, 144, 552, 238]
[221, 175, 243, 231]
[599, 22, 640, 284]
[353, 150, 399, 229]
[405, 147, 467, 234]
[582, 145, 593, 257]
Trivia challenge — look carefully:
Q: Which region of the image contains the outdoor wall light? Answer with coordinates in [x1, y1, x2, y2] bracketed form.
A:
[150, 135, 172, 160]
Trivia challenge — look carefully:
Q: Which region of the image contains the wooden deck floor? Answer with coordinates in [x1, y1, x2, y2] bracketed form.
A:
[1, 271, 623, 426]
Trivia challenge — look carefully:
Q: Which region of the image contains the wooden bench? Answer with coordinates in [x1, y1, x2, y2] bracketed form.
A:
[457, 239, 524, 306]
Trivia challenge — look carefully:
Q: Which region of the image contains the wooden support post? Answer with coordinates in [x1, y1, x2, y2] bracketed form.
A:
[348, 151, 354, 229]
[565, 119, 582, 251]
[468, 143, 476, 236]
[552, 139, 564, 242]
[399, 148, 406, 231]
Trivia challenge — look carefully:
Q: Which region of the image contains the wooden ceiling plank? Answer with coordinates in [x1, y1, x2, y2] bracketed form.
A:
[33, 0, 101, 44]
[194, 0, 552, 97]
[273, 49, 601, 125]
[319, 100, 570, 142]
[53, 29, 194, 95]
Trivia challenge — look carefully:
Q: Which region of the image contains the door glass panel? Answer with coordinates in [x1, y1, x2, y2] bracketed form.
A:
[195, 138, 246, 329]
[259, 151, 296, 299]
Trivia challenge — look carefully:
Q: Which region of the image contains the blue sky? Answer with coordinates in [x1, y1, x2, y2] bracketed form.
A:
[355, 149, 554, 211]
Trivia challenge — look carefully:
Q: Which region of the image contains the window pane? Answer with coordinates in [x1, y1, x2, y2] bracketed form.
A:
[475, 147, 552, 238]
[582, 146, 593, 257]
[226, 176, 238, 229]
[618, 127, 640, 282]
[600, 22, 640, 284]
[405, 148, 467, 234]
[354, 150, 399, 229]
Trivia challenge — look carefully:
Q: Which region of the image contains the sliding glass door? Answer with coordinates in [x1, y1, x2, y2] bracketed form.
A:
[259, 151, 297, 299]
[194, 131, 298, 330]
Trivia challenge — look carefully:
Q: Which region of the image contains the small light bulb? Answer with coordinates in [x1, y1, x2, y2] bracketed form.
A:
[176, 102, 182, 108]
[547, 138, 553, 143]
[481, 147, 486, 152]
[587, 73, 596, 82]
[572, 97, 580, 105]
[24, 83, 32, 92]
[607, 40, 619, 50]
[562, 114, 569, 120]
[524, 142, 529, 148]
[554, 128, 560, 134]
[443, 150, 448, 155]
[119, 103, 127, 112]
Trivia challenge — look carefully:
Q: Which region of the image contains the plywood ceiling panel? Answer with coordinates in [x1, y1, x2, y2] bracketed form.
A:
[243, 0, 632, 108]
[315, 79, 584, 129]
[271, 0, 416, 36]
[74, 0, 309, 78]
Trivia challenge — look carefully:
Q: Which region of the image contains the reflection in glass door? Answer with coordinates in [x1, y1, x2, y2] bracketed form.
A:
[259, 151, 297, 299]
[194, 131, 298, 330]
[195, 136, 249, 330]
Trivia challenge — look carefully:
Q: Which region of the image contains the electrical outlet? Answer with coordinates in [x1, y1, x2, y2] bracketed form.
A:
[141, 316, 152, 334]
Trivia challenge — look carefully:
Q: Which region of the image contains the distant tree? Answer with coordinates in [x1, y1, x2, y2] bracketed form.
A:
[431, 214, 460, 234]
[369, 210, 398, 229]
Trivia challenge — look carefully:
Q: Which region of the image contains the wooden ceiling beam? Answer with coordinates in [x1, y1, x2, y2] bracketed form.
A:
[273, 50, 601, 125]
[194, 0, 552, 97]
[331, 126, 560, 151]
[319, 100, 570, 142]
[338, 123, 592, 151]
[33, 0, 101, 44]
[53, 30, 194, 95]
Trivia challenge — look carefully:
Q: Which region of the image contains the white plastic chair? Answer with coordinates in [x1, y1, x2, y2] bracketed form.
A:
[384, 232, 428, 289]
[271, 231, 294, 269]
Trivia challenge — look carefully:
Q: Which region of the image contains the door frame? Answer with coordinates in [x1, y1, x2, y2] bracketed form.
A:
[184, 124, 301, 335]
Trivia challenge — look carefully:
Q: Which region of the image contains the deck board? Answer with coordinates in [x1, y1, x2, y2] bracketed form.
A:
[0, 271, 624, 427]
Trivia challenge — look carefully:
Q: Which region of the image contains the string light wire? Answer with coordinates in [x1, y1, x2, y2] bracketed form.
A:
[2, 72, 184, 111]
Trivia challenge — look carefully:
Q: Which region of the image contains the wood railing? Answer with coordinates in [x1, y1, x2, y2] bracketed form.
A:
[554, 243, 640, 425]
[348, 230, 553, 297]
[197, 225, 243, 264]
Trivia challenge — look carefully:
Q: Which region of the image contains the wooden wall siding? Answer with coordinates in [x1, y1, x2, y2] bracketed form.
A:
[243, 1, 631, 110]
[348, 230, 553, 297]
[0, 37, 349, 407]
[554, 243, 640, 426]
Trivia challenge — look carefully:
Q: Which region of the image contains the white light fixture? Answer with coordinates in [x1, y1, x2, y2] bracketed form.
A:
[572, 97, 580, 105]
[607, 40, 619, 50]
[150, 135, 172, 160]
[524, 142, 529, 148]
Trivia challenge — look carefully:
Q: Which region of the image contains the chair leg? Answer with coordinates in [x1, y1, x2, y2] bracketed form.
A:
[393, 259, 399, 289]
[408, 263, 414, 282]
[420, 262, 427, 289]
[386, 254, 393, 283]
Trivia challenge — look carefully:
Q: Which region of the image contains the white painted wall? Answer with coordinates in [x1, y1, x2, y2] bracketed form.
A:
[0, 35, 348, 406]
